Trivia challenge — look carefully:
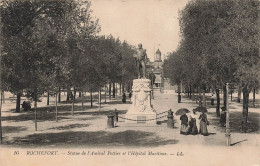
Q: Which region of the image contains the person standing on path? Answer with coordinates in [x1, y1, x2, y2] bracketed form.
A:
[189, 109, 199, 135]
[122, 93, 126, 103]
[180, 113, 190, 135]
[129, 91, 132, 103]
[199, 112, 209, 136]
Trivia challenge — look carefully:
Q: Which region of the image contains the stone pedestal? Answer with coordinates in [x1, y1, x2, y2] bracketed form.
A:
[125, 79, 157, 124]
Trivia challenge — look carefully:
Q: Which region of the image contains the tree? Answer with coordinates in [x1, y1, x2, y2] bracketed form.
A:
[1, 0, 75, 112]
[172, 0, 260, 132]
[120, 41, 137, 89]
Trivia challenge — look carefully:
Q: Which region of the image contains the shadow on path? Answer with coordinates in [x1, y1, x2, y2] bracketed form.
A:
[2, 105, 125, 122]
[3, 130, 179, 148]
[231, 139, 248, 146]
[208, 111, 260, 134]
[2, 126, 28, 133]
[48, 124, 90, 130]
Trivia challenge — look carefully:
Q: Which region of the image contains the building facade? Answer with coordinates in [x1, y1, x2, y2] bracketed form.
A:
[146, 48, 176, 93]
[146, 49, 163, 88]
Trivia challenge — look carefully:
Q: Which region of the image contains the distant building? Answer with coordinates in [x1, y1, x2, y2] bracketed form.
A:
[146, 49, 163, 88]
[146, 48, 176, 93]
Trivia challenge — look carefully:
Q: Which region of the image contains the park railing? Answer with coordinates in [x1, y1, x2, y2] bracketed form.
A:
[107, 109, 174, 128]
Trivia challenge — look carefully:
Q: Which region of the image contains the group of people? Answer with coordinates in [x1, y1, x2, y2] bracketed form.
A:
[180, 110, 209, 136]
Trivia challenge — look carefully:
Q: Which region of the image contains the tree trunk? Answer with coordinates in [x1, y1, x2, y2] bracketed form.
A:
[0, 65, 2, 143]
[122, 83, 125, 93]
[58, 87, 61, 103]
[81, 91, 84, 111]
[253, 88, 255, 108]
[186, 86, 189, 97]
[223, 86, 227, 110]
[67, 89, 70, 101]
[231, 90, 233, 101]
[113, 82, 115, 98]
[115, 83, 117, 96]
[192, 88, 195, 101]
[189, 85, 192, 99]
[90, 89, 93, 107]
[216, 89, 220, 117]
[109, 82, 111, 100]
[195, 87, 198, 104]
[0, 90, 2, 144]
[99, 89, 101, 111]
[47, 91, 50, 105]
[55, 93, 58, 122]
[16, 93, 21, 112]
[71, 88, 75, 116]
[180, 82, 183, 97]
[1, 91, 4, 104]
[73, 89, 76, 100]
[129, 81, 132, 93]
[119, 83, 122, 96]
[237, 85, 241, 103]
[104, 86, 107, 103]
[198, 87, 202, 107]
[202, 86, 206, 107]
[34, 101, 37, 131]
[127, 82, 130, 93]
[242, 86, 249, 133]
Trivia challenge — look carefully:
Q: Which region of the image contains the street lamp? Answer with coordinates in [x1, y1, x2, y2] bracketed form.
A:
[160, 71, 163, 93]
[151, 69, 154, 99]
[226, 83, 231, 146]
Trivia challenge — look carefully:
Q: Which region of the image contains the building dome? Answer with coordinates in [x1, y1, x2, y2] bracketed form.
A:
[155, 49, 162, 62]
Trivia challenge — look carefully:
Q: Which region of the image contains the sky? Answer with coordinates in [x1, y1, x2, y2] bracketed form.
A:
[91, 0, 190, 61]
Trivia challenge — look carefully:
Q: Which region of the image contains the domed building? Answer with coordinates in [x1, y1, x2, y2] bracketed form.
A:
[146, 48, 163, 89]
[145, 48, 176, 93]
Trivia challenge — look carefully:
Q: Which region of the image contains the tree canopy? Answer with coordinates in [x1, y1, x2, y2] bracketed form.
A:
[163, 0, 260, 132]
[1, 0, 137, 111]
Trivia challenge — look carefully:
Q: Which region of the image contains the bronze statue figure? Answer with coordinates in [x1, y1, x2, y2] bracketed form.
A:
[134, 43, 147, 79]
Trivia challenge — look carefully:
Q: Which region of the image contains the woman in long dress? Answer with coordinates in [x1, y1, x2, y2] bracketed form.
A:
[180, 113, 189, 135]
[199, 112, 209, 136]
[189, 110, 198, 135]
[122, 93, 126, 103]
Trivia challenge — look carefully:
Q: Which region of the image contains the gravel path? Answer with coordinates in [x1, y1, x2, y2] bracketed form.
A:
[1, 89, 259, 148]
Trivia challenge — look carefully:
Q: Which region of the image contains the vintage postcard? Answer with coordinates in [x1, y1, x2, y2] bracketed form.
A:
[0, 0, 259, 165]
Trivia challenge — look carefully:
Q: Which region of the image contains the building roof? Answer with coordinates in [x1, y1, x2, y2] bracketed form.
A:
[156, 49, 161, 55]
[155, 49, 162, 62]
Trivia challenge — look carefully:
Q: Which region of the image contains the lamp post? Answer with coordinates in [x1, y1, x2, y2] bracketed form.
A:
[226, 83, 231, 146]
[0, 52, 2, 143]
[151, 68, 154, 100]
[160, 71, 163, 93]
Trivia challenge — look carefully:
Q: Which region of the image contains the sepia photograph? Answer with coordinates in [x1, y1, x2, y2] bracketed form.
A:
[0, 0, 259, 165]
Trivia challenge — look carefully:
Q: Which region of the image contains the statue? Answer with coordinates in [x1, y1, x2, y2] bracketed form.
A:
[125, 43, 157, 124]
[134, 43, 147, 79]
